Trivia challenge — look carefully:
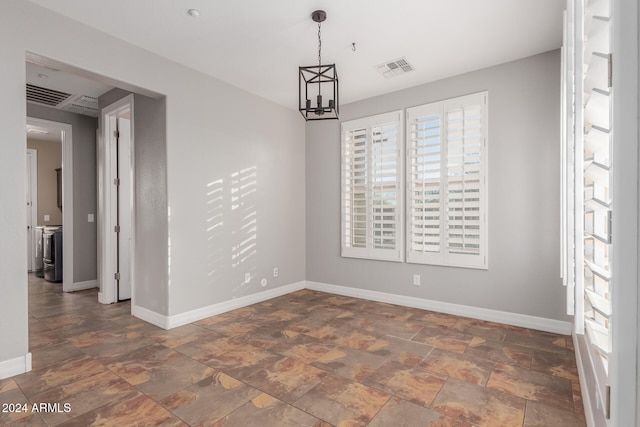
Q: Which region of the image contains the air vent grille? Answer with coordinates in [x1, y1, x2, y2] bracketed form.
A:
[375, 57, 415, 78]
[60, 95, 99, 117]
[26, 83, 71, 106]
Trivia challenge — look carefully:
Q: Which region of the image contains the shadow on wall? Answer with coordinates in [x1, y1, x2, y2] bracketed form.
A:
[205, 166, 258, 293]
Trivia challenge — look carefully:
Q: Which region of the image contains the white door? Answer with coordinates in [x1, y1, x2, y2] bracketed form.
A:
[116, 117, 132, 301]
[100, 95, 133, 304]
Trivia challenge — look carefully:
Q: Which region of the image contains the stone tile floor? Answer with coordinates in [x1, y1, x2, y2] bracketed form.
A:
[0, 274, 586, 426]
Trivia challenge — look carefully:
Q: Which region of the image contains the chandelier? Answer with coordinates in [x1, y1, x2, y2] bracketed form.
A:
[299, 10, 339, 121]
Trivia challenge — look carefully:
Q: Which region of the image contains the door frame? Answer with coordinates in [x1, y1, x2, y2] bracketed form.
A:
[98, 94, 135, 304]
[26, 117, 73, 289]
[26, 148, 37, 272]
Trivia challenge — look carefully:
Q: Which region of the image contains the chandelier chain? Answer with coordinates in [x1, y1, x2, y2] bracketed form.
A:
[317, 22, 322, 66]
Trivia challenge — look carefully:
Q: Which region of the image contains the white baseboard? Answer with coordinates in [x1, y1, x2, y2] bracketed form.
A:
[70, 279, 98, 292]
[0, 353, 32, 380]
[132, 304, 171, 330]
[131, 281, 306, 331]
[130, 279, 570, 336]
[305, 281, 572, 335]
[167, 281, 306, 329]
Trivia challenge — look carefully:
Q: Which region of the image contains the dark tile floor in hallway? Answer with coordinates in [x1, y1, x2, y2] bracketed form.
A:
[0, 275, 586, 426]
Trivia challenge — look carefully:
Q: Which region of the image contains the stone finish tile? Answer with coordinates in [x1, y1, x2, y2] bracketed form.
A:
[363, 360, 446, 407]
[504, 330, 568, 353]
[161, 373, 261, 425]
[451, 317, 512, 343]
[147, 323, 214, 348]
[364, 335, 434, 366]
[432, 378, 526, 427]
[105, 344, 216, 400]
[464, 337, 533, 368]
[268, 334, 334, 364]
[29, 341, 86, 370]
[311, 346, 387, 382]
[293, 375, 390, 427]
[22, 274, 586, 427]
[572, 380, 585, 415]
[410, 311, 460, 327]
[329, 327, 389, 352]
[420, 347, 494, 386]
[14, 356, 107, 396]
[486, 363, 574, 411]
[0, 380, 32, 425]
[411, 325, 474, 353]
[210, 393, 319, 427]
[531, 349, 579, 382]
[3, 413, 47, 426]
[197, 343, 283, 379]
[244, 357, 328, 402]
[59, 391, 185, 427]
[27, 370, 134, 425]
[523, 401, 586, 427]
[174, 334, 245, 361]
[368, 397, 470, 427]
[240, 325, 301, 350]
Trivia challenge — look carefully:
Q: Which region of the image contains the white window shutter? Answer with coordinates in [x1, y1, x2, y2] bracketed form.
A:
[341, 111, 403, 262]
[407, 93, 487, 269]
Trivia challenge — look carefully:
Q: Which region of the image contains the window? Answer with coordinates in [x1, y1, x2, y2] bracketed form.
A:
[341, 110, 403, 262]
[406, 92, 488, 269]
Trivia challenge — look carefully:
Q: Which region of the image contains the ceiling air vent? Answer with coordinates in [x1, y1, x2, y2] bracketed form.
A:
[60, 95, 99, 117]
[375, 57, 415, 78]
[26, 83, 71, 106]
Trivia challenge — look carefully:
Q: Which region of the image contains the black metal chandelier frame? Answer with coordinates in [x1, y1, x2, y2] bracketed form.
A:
[298, 10, 339, 121]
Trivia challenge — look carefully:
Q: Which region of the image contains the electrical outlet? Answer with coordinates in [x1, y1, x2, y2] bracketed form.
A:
[273, 267, 278, 278]
[413, 274, 420, 286]
[245, 273, 251, 283]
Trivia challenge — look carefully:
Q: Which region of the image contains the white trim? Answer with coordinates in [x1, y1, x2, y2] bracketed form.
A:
[131, 304, 170, 330]
[131, 279, 570, 336]
[26, 148, 37, 272]
[167, 281, 306, 329]
[131, 281, 306, 330]
[26, 118, 73, 291]
[573, 333, 598, 427]
[70, 279, 98, 291]
[0, 353, 32, 380]
[305, 280, 572, 335]
[99, 94, 135, 305]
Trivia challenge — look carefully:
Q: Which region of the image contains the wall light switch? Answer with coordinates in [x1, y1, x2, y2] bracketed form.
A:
[44, 214, 50, 222]
[88, 214, 95, 223]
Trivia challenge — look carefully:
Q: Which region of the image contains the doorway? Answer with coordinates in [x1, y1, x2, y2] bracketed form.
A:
[25, 117, 73, 289]
[98, 95, 134, 303]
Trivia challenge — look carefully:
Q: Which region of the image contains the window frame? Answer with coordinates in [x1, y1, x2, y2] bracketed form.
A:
[341, 110, 404, 262]
[405, 92, 488, 269]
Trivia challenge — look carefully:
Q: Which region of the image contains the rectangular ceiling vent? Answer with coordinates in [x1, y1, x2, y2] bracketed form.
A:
[60, 95, 99, 117]
[26, 83, 71, 106]
[375, 57, 415, 78]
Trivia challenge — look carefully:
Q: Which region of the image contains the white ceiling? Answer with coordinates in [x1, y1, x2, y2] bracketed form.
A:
[28, 0, 564, 110]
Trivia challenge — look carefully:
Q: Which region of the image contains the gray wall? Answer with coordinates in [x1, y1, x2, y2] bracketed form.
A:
[306, 50, 569, 321]
[27, 103, 98, 283]
[99, 88, 170, 314]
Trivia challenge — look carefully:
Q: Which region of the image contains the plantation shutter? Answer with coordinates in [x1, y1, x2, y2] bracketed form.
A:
[406, 104, 443, 264]
[407, 93, 487, 269]
[580, 0, 612, 417]
[341, 111, 403, 261]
